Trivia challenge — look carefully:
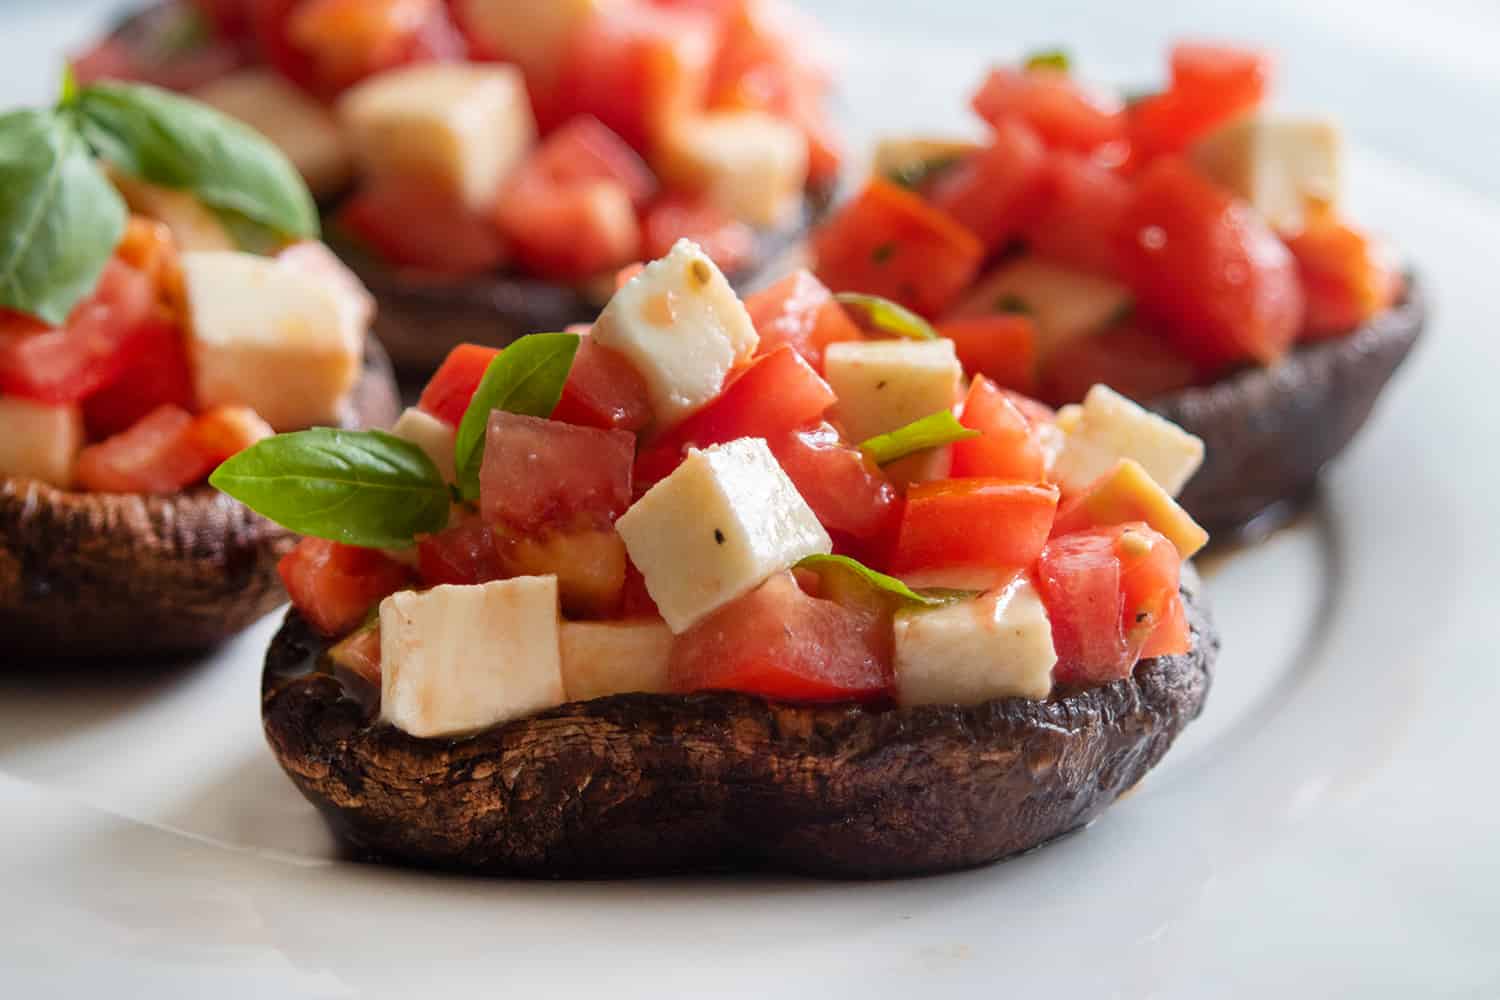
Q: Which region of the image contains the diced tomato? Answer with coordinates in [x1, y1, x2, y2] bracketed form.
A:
[938, 314, 1037, 394]
[417, 513, 505, 587]
[522, 116, 659, 207]
[890, 479, 1060, 577]
[417, 343, 500, 426]
[188, 406, 275, 463]
[0, 258, 157, 405]
[811, 179, 985, 318]
[621, 560, 661, 618]
[74, 405, 214, 494]
[1140, 593, 1190, 659]
[279, 537, 414, 638]
[1128, 42, 1271, 164]
[641, 195, 756, 276]
[668, 571, 893, 703]
[1040, 324, 1198, 406]
[1023, 152, 1132, 277]
[70, 4, 244, 91]
[1284, 216, 1401, 340]
[927, 119, 1049, 250]
[115, 217, 184, 313]
[81, 317, 196, 440]
[551, 337, 653, 432]
[1117, 158, 1303, 372]
[744, 269, 862, 373]
[479, 411, 635, 533]
[255, 0, 463, 98]
[950, 377, 1047, 481]
[338, 180, 508, 278]
[1036, 523, 1181, 686]
[494, 524, 627, 618]
[971, 66, 1126, 153]
[768, 422, 900, 544]
[328, 624, 382, 686]
[635, 346, 835, 484]
[497, 173, 642, 282]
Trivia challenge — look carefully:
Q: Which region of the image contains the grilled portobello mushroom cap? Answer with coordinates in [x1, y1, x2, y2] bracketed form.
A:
[261, 566, 1215, 879]
[0, 342, 401, 661]
[1148, 276, 1425, 539]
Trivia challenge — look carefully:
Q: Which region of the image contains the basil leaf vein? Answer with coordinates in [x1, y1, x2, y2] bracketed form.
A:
[797, 554, 968, 610]
[860, 409, 978, 466]
[834, 292, 937, 341]
[454, 332, 582, 500]
[210, 429, 450, 549]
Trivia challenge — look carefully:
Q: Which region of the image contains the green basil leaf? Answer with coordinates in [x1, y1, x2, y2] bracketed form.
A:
[76, 81, 317, 245]
[454, 332, 582, 500]
[859, 410, 978, 466]
[797, 554, 966, 610]
[209, 429, 450, 549]
[0, 109, 126, 324]
[834, 292, 937, 341]
[1025, 48, 1071, 73]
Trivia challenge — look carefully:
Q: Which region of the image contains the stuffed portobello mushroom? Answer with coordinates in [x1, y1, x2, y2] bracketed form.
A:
[218, 239, 1218, 878]
[808, 41, 1422, 539]
[0, 78, 400, 659]
[74, 0, 845, 375]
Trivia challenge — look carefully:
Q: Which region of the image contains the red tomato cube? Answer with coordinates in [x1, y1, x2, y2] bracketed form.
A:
[767, 421, 900, 545]
[971, 66, 1125, 153]
[668, 571, 893, 703]
[189, 406, 275, 464]
[1128, 42, 1271, 163]
[279, 537, 414, 638]
[938, 314, 1037, 395]
[641, 195, 757, 276]
[890, 479, 1060, 577]
[1023, 152, 1133, 277]
[497, 173, 642, 282]
[81, 316, 196, 440]
[1140, 593, 1190, 659]
[338, 180, 508, 278]
[950, 377, 1048, 482]
[551, 336, 653, 432]
[1040, 324, 1198, 407]
[1284, 217, 1401, 340]
[74, 405, 217, 494]
[927, 118, 1049, 250]
[417, 513, 505, 587]
[811, 179, 984, 318]
[744, 269, 863, 373]
[417, 343, 500, 426]
[519, 115, 658, 207]
[479, 411, 635, 533]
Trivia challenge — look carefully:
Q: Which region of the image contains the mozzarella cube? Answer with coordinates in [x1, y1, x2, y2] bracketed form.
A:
[391, 407, 458, 483]
[276, 241, 376, 339]
[560, 619, 674, 702]
[592, 239, 759, 428]
[657, 111, 809, 228]
[182, 251, 364, 431]
[195, 71, 351, 198]
[895, 576, 1057, 705]
[1190, 116, 1342, 232]
[458, 0, 616, 87]
[951, 257, 1133, 362]
[0, 398, 83, 488]
[380, 577, 564, 738]
[615, 437, 831, 633]
[1060, 458, 1209, 558]
[110, 171, 233, 252]
[823, 339, 962, 444]
[339, 63, 537, 213]
[1053, 385, 1205, 498]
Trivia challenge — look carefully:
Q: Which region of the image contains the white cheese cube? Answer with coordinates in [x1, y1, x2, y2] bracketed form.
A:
[380, 576, 564, 738]
[823, 339, 962, 444]
[182, 251, 364, 431]
[615, 437, 831, 633]
[110, 171, 234, 252]
[391, 407, 458, 483]
[657, 111, 809, 228]
[559, 619, 674, 702]
[458, 0, 616, 88]
[339, 63, 537, 213]
[1053, 385, 1205, 498]
[276, 241, 376, 339]
[195, 70, 351, 198]
[1191, 116, 1342, 232]
[950, 257, 1133, 362]
[592, 239, 759, 428]
[895, 576, 1057, 705]
[0, 398, 83, 488]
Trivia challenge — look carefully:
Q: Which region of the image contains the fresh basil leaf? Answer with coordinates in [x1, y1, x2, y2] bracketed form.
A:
[454, 332, 582, 500]
[0, 109, 126, 325]
[76, 81, 317, 246]
[797, 554, 965, 610]
[860, 410, 978, 466]
[210, 429, 450, 549]
[834, 292, 937, 341]
[1025, 48, 1071, 73]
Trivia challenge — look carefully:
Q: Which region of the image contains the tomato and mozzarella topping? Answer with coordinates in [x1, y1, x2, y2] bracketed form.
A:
[220, 239, 1208, 740]
[808, 42, 1401, 408]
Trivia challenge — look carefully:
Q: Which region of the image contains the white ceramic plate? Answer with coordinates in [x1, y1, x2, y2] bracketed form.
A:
[3, 6, 1498, 997]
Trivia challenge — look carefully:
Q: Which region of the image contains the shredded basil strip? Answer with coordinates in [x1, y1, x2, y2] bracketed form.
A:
[860, 410, 979, 466]
[1025, 48, 1071, 73]
[834, 292, 938, 341]
[797, 554, 971, 610]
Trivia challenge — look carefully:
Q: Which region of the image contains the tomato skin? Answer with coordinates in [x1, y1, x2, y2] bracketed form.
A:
[338, 181, 509, 278]
[1140, 593, 1190, 658]
[1129, 42, 1271, 164]
[768, 421, 900, 544]
[668, 571, 893, 703]
[744, 269, 862, 373]
[1284, 217, 1401, 340]
[1117, 158, 1304, 372]
[279, 537, 414, 638]
[522, 116, 659, 207]
[635, 346, 836, 484]
[641, 195, 756, 276]
[82, 316, 196, 440]
[938, 315, 1037, 395]
[891, 479, 1059, 577]
[1023, 152, 1132, 277]
[479, 411, 635, 534]
[417, 513, 505, 587]
[1040, 324, 1198, 407]
[971, 66, 1125, 153]
[417, 343, 500, 426]
[812, 179, 985, 319]
[927, 118, 1049, 251]
[187, 406, 274, 463]
[497, 173, 642, 282]
[551, 337, 653, 433]
[256, 0, 463, 98]
[74, 405, 212, 494]
[950, 377, 1048, 482]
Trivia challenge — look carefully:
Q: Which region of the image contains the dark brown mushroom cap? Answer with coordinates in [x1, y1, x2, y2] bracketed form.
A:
[0, 341, 401, 661]
[1149, 276, 1425, 540]
[261, 565, 1215, 879]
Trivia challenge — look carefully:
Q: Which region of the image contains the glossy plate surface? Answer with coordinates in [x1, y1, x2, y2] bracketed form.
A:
[3, 4, 1497, 996]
